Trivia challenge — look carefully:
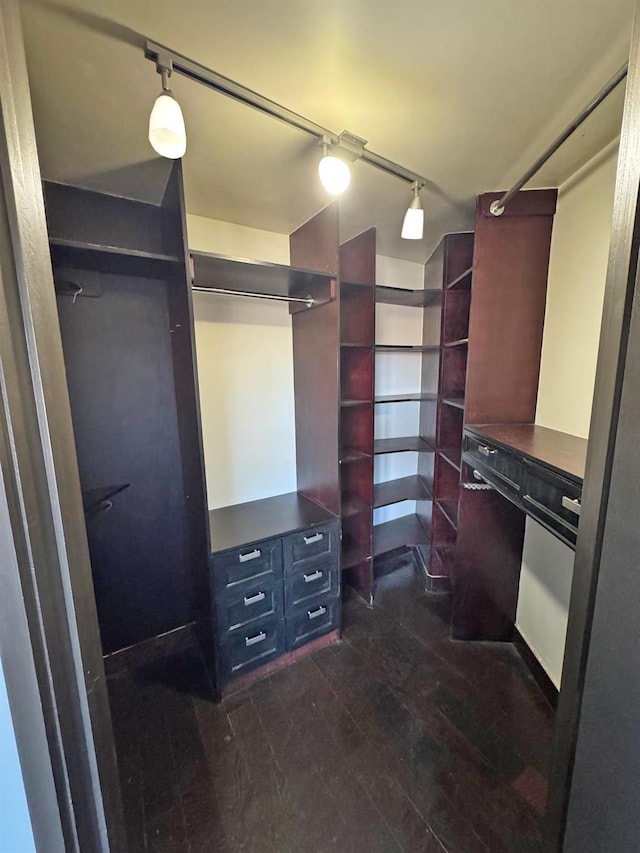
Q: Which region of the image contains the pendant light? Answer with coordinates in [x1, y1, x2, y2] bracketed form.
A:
[401, 181, 424, 240]
[318, 143, 351, 195]
[149, 66, 187, 159]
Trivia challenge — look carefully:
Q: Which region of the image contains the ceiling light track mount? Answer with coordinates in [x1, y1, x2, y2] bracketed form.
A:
[143, 40, 428, 189]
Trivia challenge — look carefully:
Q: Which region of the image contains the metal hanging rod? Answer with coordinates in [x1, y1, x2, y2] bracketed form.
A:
[490, 63, 628, 216]
[192, 286, 315, 308]
[144, 40, 428, 187]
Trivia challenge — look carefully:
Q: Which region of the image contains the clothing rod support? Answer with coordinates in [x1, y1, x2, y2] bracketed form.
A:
[145, 40, 428, 187]
[192, 286, 315, 308]
[491, 63, 628, 216]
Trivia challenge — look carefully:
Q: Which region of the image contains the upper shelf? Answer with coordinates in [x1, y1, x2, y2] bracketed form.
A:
[376, 393, 438, 404]
[446, 266, 473, 291]
[191, 250, 334, 298]
[50, 239, 184, 278]
[375, 285, 441, 307]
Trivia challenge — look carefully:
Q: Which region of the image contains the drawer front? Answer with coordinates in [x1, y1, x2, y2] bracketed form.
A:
[216, 576, 284, 637]
[285, 557, 339, 609]
[521, 461, 581, 547]
[464, 433, 522, 492]
[285, 594, 340, 651]
[212, 538, 283, 591]
[283, 522, 339, 571]
[218, 615, 285, 680]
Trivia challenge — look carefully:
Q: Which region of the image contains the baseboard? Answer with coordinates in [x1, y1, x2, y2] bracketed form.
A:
[513, 628, 559, 709]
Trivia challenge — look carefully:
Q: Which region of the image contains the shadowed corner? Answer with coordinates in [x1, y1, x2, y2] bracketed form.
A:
[22, 0, 146, 49]
[72, 158, 175, 206]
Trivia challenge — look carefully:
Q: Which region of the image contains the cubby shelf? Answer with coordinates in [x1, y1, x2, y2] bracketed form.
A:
[374, 436, 434, 455]
[439, 448, 462, 471]
[442, 397, 465, 410]
[375, 344, 440, 353]
[341, 342, 373, 349]
[373, 475, 432, 508]
[372, 514, 430, 556]
[341, 498, 371, 518]
[374, 285, 441, 307]
[341, 399, 373, 407]
[375, 393, 438, 404]
[444, 338, 469, 348]
[446, 266, 473, 291]
[50, 239, 183, 278]
[340, 449, 372, 463]
[436, 499, 459, 530]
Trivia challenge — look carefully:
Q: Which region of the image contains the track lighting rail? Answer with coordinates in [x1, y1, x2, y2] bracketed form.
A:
[489, 63, 628, 216]
[192, 286, 317, 308]
[144, 40, 428, 187]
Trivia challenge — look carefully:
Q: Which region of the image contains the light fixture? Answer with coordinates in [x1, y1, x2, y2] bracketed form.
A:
[401, 181, 424, 240]
[318, 142, 351, 196]
[149, 62, 186, 160]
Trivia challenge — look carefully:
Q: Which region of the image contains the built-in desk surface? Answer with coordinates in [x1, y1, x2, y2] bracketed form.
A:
[466, 423, 587, 483]
[209, 491, 338, 554]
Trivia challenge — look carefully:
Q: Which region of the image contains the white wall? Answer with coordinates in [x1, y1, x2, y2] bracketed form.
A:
[516, 140, 619, 688]
[187, 215, 297, 509]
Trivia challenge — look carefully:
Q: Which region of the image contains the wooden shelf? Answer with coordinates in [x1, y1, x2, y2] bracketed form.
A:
[446, 266, 473, 291]
[444, 338, 469, 348]
[375, 285, 441, 307]
[442, 397, 465, 410]
[209, 491, 337, 554]
[375, 344, 439, 353]
[341, 343, 373, 349]
[436, 499, 459, 531]
[50, 239, 182, 278]
[341, 399, 373, 407]
[439, 447, 462, 471]
[191, 250, 333, 298]
[373, 475, 432, 508]
[375, 393, 437, 404]
[373, 514, 430, 556]
[374, 436, 434, 455]
[340, 449, 372, 463]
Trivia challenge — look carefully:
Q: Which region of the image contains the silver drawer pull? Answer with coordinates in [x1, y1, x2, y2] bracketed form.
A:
[303, 532, 324, 545]
[304, 570, 323, 583]
[239, 548, 261, 563]
[243, 591, 266, 606]
[245, 631, 267, 647]
[478, 444, 497, 457]
[562, 496, 582, 517]
[308, 605, 327, 620]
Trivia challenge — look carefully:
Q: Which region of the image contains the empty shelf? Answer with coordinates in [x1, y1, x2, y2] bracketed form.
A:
[444, 338, 469, 348]
[374, 436, 434, 455]
[439, 447, 462, 471]
[191, 250, 333, 298]
[375, 393, 437, 404]
[341, 399, 373, 407]
[375, 344, 440, 353]
[446, 266, 473, 291]
[340, 449, 372, 463]
[375, 285, 441, 307]
[373, 514, 430, 556]
[442, 397, 465, 410]
[373, 475, 432, 508]
[436, 499, 459, 530]
[50, 239, 182, 278]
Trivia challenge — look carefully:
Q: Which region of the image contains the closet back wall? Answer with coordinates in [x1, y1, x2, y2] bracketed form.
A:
[187, 215, 296, 510]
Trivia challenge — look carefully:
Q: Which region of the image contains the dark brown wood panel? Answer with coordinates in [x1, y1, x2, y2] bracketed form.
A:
[290, 206, 341, 515]
[453, 488, 526, 641]
[465, 190, 557, 425]
[339, 228, 376, 284]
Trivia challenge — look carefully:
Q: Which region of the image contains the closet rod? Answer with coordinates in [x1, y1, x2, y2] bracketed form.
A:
[192, 286, 315, 308]
[490, 63, 628, 216]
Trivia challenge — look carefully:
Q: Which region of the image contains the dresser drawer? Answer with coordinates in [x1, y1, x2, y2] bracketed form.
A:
[216, 576, 284, 636]
[285, 594, 340, 651]
[521, 461, 581, 547]
[283, 522, 338, 570]
[465, 433, 522, 492]
[212, 538, 282, 591]
[218, 615, 285, 680]
[285, 557, 339, 610]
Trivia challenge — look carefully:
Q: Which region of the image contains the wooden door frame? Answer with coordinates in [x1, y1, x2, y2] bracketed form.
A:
[0, 2, 124, 850]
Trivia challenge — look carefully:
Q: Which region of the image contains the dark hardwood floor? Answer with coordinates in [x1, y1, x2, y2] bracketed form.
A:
[108, 557, 555, 852]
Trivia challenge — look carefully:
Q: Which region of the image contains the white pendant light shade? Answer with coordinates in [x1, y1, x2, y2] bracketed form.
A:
[401, 186, 424, 240]
[149, 92, 186, 159]
[318, 153, 351, 195]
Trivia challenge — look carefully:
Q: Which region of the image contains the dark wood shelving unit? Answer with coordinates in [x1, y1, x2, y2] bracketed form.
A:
[373, 514, 430, 556]
[375, 344, 439, 353]
[446, 266, 473, 290]
[436, 498, 459, 530]
[439, 447, 462, 471]
[373, 475, 432, 508]
[374, 285, 441, 307]
[82, 483, 131, 518]
[444, 338, 469, 348]
[442, 397, 465, 409]
[341, 399, 373, 407]
[340, 449, 372, 463]
[375, 392, 438, 404]
[374, 436, 434, 454]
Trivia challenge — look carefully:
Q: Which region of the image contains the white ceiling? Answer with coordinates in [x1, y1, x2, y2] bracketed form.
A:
[21, 0, 634, 262]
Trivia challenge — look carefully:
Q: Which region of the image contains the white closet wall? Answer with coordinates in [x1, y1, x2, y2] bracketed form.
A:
[187, 215, 297, 509]
[516, 140, 619, 688]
